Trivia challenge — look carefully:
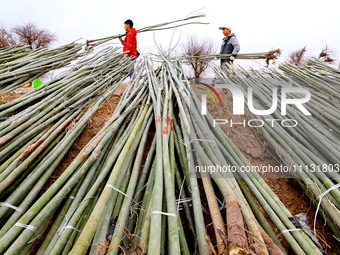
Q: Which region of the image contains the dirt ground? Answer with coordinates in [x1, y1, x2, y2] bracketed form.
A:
[193, 85, 339, 255]
[0, 87, 34, 104]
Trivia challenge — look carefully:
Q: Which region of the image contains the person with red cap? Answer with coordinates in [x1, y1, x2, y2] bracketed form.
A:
[219, 26, 240, 67]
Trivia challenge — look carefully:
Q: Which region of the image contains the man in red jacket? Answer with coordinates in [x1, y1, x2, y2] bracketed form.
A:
[119, 19, 138, 78]
[119, 19, 138, 58]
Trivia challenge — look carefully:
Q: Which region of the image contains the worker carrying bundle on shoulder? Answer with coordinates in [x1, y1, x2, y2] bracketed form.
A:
[119, 19, 139, 58]
[219, 26, 240, 67]
[119, 19, 140, 77]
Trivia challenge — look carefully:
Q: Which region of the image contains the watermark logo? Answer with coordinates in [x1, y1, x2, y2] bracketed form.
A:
[198, 78, 312, 128]
[197, 82, 223, 107]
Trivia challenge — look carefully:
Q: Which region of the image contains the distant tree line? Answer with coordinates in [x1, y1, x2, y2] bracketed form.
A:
[0, 22, 56, 49]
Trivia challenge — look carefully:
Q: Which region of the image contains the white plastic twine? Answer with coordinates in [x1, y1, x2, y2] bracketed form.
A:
[106, 183, 140, 221]
[333, 235, 340, 243]
[14, 222, 44, 244]
[0, 202, 23, 213]
[313, 183, 340, 237]
[58, 197, 95, 235]
[276, 228, 302, 238]
[281, 229, 301, 235]
[176, 198, 192, 211]
[216, 197, 226, 210]
[180, 138, 216, 147]
[177, 176, 186, 212]
[14, 222, 36, 232]
[151, 211, 177, 218]
[106, 184, 131, 199]
[63, 225, 81, 232]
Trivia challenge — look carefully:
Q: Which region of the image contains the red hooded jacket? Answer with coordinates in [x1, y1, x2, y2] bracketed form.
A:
[122, 28, 138, 58]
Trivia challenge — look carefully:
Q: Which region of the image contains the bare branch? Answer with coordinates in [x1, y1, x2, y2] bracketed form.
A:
[318, 45, 335, 63]
[288, 45, 335, 66]
[182, 35, 216, 78]
[0, 27, 14, 48]
[288, 46, 307, 66]
[11, 22, 57, 49]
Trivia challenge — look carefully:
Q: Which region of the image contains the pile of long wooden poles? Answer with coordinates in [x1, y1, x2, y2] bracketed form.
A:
[0, 46, 135, 254]
[0, 42, 83, 92]
[181, 49, 281, 65]
[0, 53, 329, 254]
[213, 60, 340, 242]
[0, 45, 31, 64]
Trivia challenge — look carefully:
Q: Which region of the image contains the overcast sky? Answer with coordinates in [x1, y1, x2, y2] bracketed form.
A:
[1, 0, 340, 68]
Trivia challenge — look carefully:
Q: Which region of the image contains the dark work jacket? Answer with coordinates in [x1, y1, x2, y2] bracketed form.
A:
[220, 33, 240, 65]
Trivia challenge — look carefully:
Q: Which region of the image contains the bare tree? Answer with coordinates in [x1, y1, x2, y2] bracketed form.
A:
[182, 36, 216, 78]
[11, 23, 56, 49]
[0, 27, 14, 48]
[288, 46, 307, 65]
[318, 45, 335, 63]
